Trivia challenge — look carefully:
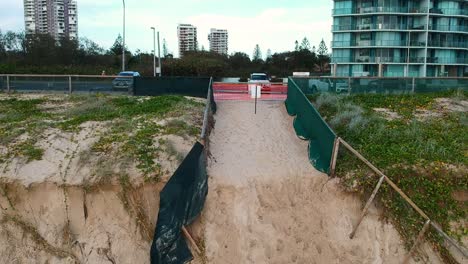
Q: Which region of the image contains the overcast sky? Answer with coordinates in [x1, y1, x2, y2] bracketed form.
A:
[0, 0, 333, 58]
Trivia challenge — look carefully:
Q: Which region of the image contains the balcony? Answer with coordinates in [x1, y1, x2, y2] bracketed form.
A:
[333, 24, 417, 31]
[428, 25, 468, 32]
[332, 40, 427, 48]
[428, 41, 468, 49]
[333, 6, 426, 16]
[429, 8, 468, 16]
[346, 57, 467, 64]
[329, 56, 455, 64]
[427, 57, 468, 64]
[332, 57, 409, 63]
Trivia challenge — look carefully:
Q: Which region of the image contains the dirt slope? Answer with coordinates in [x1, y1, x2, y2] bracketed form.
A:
[201, 101, 441, 264]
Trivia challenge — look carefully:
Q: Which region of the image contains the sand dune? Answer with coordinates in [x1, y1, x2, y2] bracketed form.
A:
[202, 101, 441, 264]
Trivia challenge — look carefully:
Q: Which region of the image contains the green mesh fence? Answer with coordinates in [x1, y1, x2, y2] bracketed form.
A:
[134, 77, 211, 98]
[291, 77, 468, 95]
[285, 78, 337, 174]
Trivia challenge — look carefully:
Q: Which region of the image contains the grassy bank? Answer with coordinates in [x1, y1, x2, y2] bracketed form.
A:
[309, 91, 467, 262]
[0, 94, 204, 182]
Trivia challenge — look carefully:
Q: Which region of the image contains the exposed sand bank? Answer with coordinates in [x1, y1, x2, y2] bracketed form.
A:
[201, 101, 441, 264]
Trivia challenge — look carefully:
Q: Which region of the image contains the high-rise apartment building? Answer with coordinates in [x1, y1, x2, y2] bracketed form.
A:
[208, 28, 228, 55]
[331, 0, 467, 77]
[23, 0, 78, 40]
[177, 24, 198, 57]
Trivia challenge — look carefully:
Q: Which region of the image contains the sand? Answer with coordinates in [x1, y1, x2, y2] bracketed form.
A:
[202, 101, 442, 264]
[0, 113, 198, 262]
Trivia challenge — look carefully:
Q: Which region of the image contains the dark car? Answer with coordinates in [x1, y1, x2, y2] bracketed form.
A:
[112, 71, 140, 90]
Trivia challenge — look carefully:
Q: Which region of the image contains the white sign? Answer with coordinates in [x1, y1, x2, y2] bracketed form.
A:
[293, 72, 310, 77]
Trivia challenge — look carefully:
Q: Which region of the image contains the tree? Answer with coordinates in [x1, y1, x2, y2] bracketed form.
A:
[312, 45, 316, 54]
[4, 31, 24, 51]
[294, 40, 299, 51]
[22, 33, 58, 65]
[317, 39, 330, 73]
[0, 30, 5, 57]
[79, 37, 105, 56]
[162, 38, 169, 57]
[57, 37, 79, 65]
[317, 39, 328, 57]
[252, 44, 262, 61]
[266, 49, 272, 60]
[300, 37, 311, 51]
[229, 52, 251, 68]
[109, 34, 125, 56]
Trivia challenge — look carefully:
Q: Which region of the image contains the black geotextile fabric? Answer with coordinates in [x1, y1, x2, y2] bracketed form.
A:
[134, 77, 211, 98]
[209, 82, 217, 113]
[150, 142, 208, 264]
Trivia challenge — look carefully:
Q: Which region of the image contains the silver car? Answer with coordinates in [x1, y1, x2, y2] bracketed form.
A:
[112, 71, 140, 90]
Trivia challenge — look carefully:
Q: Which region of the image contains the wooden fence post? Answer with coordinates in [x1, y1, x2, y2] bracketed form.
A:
[330, 137, 341, 177]
[402, 220, 431, 264]
[350, 175, 386, 239]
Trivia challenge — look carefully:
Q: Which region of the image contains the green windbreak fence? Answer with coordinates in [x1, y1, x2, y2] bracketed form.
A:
[134, 77, 211, 98]
[285, 77, 337, 174]
[292, 77, 468, 95]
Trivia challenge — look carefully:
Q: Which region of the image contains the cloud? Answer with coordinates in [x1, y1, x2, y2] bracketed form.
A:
[0, 0, 334, 58]
[188, 7, 332, 57]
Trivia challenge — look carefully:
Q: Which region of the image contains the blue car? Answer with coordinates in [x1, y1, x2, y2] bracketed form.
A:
[112, 71, 140, 90]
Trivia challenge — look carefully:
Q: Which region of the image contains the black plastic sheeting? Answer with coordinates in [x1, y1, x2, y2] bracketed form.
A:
[134, 77, 211, 98]
[150, 142, 208, 264]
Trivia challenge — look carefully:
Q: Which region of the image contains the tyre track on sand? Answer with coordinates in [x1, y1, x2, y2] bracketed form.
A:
[202, 100, 441, 264]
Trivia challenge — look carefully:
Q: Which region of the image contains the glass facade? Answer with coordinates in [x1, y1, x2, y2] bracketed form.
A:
[331, 0, 468, 77]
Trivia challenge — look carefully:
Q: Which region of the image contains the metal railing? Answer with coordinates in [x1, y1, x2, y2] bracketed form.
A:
[332, 7, 468, 16]
[333, 24, 420, 31]
[0, 74, 133, 94]
[332, 40, 430, 48]
[430, 8, 468, 16]
[332, 40, 468, 49]
[429, 24, 468, 32]
[331, 56, 468, 64]
[333, 7, 427, 15]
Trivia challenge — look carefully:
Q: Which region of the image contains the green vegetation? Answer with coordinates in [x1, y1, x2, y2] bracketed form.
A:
[0, 30, 330, 77]
[0, 94, 204, 180]
[309, 91, 467, 262]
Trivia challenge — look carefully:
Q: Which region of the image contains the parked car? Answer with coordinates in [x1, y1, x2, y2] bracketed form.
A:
[248, 73, 270, 93]
[308, 78, 349, 93]
[112, 71, 140, 90]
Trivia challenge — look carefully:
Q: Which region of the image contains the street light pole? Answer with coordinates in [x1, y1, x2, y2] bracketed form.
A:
[157, 31, 162, 77]
[151, 27, 156, 77]
[122, 0, 126, 72]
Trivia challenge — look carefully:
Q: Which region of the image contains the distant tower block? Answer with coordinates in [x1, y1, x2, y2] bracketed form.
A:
[177, 24, 198, 57]
[208, 28, 228, 55]
[23, 0, 78, 40]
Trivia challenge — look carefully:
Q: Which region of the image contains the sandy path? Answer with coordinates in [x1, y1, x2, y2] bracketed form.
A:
[202, 101, 441, 264]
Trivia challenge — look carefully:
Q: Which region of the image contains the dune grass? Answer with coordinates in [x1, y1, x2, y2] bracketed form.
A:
[0, 94, 204, 179]
[309, 91, 467, 262]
